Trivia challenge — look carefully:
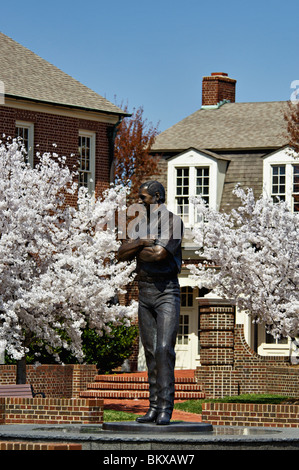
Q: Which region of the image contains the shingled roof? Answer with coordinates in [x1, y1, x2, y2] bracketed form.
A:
[152, 101, 289, 152]
[0, 32, 125, 115]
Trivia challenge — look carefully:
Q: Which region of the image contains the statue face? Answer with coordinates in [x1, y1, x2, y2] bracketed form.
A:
[138, 187, 159, 209]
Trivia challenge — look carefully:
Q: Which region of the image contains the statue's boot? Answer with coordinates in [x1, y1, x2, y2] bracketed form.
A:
[136, 408, 158, 423]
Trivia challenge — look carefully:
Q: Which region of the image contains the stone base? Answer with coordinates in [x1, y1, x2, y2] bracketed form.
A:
[1, 423, 298, 450]
[102, 421, 213, 433]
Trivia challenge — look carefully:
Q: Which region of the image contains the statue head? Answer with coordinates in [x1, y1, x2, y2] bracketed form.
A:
[139, 180, 165, 205]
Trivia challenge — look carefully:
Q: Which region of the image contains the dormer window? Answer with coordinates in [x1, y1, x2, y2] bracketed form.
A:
[175, 166, 210, 224]
[263, 147, 299, 212]
[168, 148, 228, 228]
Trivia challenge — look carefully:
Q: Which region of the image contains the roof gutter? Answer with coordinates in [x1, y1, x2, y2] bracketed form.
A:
[108, 115, 126, 182]
[4, 93, 131, 118]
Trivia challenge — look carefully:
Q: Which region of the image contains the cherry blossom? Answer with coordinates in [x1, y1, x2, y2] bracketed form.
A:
[189, 186, 299, 340]
[0, 139, 136, 367]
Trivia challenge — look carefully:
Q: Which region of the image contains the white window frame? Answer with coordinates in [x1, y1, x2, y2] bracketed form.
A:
[174, 165, 210, 225]
[167, 149, 225, 228]
[15, 121, 34, 166]
[256, 322, 290, 357]
[263, 147, 299, 212]
[270, 164, 286, 203]
[78, 130, 96, 193]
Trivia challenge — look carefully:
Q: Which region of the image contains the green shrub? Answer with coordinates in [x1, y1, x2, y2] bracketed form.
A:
[6, 322, 139, 374]
[80, 323, 138, 373]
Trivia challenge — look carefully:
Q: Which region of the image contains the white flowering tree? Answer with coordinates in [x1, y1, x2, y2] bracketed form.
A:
[189, 186, 299, 344]
[0, 139, 136, 383]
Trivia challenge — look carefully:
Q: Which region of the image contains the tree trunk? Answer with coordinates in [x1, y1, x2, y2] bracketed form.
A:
[16, 356, 27, 384]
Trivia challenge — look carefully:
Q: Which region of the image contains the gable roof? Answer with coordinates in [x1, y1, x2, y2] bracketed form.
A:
[0, 32, 126, 116]
[152, 101, 289, 152]
[167, 147, 231, 162]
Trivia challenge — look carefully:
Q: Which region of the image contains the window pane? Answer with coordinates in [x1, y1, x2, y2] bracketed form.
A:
[176, 168, 189, 222]
[177, 314, 189, 345]
[293, 165, 299, 212]
[16, 127, 29, 151]
[176, 168, 189, 196]
[16, 126, 30, 163]
[181, 286, 193, 307]
[196, 167, 209, 204]
[266, 331, 288, 344]
[271, 165, 286, 203]
[78, 135, 91, 189]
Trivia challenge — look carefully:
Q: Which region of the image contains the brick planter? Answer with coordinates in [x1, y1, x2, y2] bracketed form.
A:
[0, 397, 103, 425]
[0, 364, 98, 398]
[202, 402, 299, 428]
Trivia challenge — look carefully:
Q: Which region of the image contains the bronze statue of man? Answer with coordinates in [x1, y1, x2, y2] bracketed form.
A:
[117, 181, 183, 425]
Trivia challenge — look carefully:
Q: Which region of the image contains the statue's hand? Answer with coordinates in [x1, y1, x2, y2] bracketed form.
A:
[141, 236, 156, 247]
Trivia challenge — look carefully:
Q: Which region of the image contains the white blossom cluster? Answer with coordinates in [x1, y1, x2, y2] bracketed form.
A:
[189, 186, 299, 340]
[0, 139, 137, 362]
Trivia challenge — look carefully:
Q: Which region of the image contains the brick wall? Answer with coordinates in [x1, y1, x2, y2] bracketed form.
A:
[0, 105, 112, 197]
[0, 397, 103, 425]
[0, 364, 97, 398]
[196, 323, 293, 398]
[234, 325, 290, 394]
[265, 366, 299, 397]
[202, 402, 299, 428]
[197, 365, 239, 398]
[196, 300, 294, 398]
[0, 442, 82, 450]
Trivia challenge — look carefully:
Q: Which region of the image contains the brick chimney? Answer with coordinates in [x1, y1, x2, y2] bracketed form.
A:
[202, 73, 236, 107]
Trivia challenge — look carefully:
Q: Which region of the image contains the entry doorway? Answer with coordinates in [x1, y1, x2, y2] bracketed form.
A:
[175, 286, 200, 370]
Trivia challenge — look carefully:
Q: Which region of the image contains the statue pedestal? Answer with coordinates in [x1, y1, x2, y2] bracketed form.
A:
[102, 421, 213, 433]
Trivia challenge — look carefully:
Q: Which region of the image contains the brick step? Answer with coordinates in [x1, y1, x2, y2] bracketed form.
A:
[85, 382, 202, 391]
[79, 370, 205, 401]
[79, 390, 205, 400]
[93, 374, 197, 384]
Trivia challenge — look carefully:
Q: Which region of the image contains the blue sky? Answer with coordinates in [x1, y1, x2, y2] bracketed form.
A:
[1, 0, 299, 131]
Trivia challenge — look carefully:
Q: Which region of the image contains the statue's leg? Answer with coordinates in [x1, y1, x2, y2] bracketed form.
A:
[154, 281, 180, 423]
[136, 288, 158, 422]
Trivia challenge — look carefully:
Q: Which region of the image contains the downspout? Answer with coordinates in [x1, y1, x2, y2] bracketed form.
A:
[108, 115, 124, 183]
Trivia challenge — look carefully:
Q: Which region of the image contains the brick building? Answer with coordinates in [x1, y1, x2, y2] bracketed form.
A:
[0, 32, 128, 199]
[0, 32, 129, 364]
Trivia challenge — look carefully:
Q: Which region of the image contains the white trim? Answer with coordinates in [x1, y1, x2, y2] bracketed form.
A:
[178, 276, 197, 287]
